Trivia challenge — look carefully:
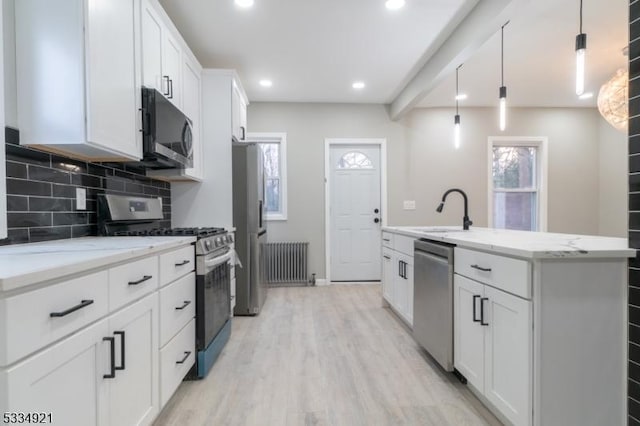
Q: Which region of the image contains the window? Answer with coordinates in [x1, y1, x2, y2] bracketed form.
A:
[337, 151, 373, 169]
[489, 138, 547, 231]
[250, 133, 287, 221]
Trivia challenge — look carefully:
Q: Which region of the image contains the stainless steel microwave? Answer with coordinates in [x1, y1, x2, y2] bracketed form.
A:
[140, 87, 193, 169]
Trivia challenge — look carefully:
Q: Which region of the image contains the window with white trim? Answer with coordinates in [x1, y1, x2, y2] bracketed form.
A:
[251, 133, 287, 221]
[489, 138, 547, 231]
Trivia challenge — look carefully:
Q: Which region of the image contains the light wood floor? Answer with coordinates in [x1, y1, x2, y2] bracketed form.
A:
[154, 284, 502, 426]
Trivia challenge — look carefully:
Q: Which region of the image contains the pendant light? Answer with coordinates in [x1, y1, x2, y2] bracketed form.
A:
[499, 22, 509, 132]
[575, 0, 587, 95]
[454, 65, 462, 149]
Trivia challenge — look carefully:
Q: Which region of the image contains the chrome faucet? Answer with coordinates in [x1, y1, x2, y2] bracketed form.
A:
[436, 188, 473, 230]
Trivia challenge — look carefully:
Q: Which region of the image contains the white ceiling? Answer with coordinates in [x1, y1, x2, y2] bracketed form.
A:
[418, 0, 629, 108]
[158, 0, 474, 104]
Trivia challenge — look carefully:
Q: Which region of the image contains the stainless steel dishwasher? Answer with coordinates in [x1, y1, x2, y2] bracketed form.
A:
[413, 239, 455, 372]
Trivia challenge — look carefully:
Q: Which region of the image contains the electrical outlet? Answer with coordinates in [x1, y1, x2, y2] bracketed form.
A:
[76, 188, 87, 210]
[403, 200, 416, 210]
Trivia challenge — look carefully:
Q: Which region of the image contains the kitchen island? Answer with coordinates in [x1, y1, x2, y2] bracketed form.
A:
[382, 226, 634, 426]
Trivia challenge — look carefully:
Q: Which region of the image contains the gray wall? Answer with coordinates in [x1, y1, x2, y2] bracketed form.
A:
[249, 103, 627, 279]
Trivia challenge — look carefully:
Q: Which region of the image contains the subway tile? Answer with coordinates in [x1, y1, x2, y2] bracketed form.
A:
[632, 213, 640, 230]
[51, 155, 87, 174]
[87, 164, 112, 177]
[52, 184, 77, 198]
[8, 212, 51, 228]
[5, 127, 19, 145]
[143, 185, 160, 196]
[631, 193, 640, 211]
[633, 97, 640, 119]
[103, 178, 126, 192]
[631, 358, 640, 383]
[5, 144, 50, 166]
[631, 231, 640, 249]
[632, 174, 640, 193]
[71, 225, 97, 238]
[87, 213, 97, 225]
[631, 414, 640, 426]
[6, 229, 29, 244]
[6, 162, 27, 179]
[633, 2, 640, 24]
[631, 305, 640, 326]
[632, 286, 640, 307]
[632, 115, 640, 137]
[633, 19, 640, 43]
[632, 324, 640, 347]
[634, 40, 640, 67]
[29, 227, 71, 242]
[71, 173, 101, 188]
[29, 197, 73, 212]
[633, 135, 640, 155]
[6, 178, 51, 196]
[7, 195, 28, 212]
[631, 397, 640, 423]
[632, 156, 640, 174]
[125, 182, 144, 194]
[28, 164, 71, 184]
[52, 212, 88, 226]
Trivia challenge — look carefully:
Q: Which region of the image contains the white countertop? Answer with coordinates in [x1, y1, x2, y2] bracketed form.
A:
[383, 226, 636, 259]
[0, 236, 197, 293]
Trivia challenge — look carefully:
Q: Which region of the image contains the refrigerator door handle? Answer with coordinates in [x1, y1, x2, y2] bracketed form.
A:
[259, 200, 263, 228]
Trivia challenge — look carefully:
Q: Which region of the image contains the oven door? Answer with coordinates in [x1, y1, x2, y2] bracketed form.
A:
[195, 250, 232, 350]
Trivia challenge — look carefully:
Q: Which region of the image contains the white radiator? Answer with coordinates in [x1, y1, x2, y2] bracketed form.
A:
[265, 242, 310, 286]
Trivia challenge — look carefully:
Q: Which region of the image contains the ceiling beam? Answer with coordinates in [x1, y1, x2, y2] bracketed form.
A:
[388, 0, 528, 121]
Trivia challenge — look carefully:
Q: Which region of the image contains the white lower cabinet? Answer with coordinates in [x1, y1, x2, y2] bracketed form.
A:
[106, 293, 159, 426]
[159, 319, 195, 406]
[381, 248, 394, 303]
[454, 273, 531, 426]
[381, 235, 414, 327]
[0, 319, 110, 426]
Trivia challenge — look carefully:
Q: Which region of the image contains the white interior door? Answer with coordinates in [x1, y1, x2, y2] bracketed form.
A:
[329, 145, 381, 282]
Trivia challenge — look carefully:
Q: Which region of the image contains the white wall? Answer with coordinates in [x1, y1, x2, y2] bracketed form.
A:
[249, 103, 626, 279]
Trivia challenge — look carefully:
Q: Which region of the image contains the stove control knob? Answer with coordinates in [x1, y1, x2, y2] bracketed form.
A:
[216, 237, 222, 246]
[205, 240, 212, 250]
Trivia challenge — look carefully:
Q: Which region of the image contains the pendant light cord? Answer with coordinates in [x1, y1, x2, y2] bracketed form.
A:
[501, 21, 510, 86]
[456, 64, 462, 115]
[579, 0, 583, 34]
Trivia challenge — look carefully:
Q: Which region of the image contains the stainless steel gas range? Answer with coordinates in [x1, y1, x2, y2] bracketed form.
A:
[98, 194, 233, 379]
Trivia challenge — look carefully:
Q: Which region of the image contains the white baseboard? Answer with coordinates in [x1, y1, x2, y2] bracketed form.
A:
[315, 279, 329, 286]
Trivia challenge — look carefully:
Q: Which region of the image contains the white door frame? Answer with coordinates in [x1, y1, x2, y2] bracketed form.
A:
[324, 138, 388, 284]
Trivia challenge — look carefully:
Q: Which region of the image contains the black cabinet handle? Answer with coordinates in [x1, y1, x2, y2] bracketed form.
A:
[175, 300, 191, 310]
[128, 275, 153, 286]
[103, 337, 116, 379]
[398, 260, 403, 278]
[240, 126, 246, 140]
[163, 76, 170, 96]
[168, 79, 174, 99]
[472, 295, 481, 322]
[175, 260, 190, 267]
[176, 351, 191, 365]
[383, 255, 391, 260]
[480, 297, 489, 326]
[114, 331, 125, 371]
[383, 238, 390, 242]
[50, 299, 94, 317]
[402, 261, 408, 279]
[471, 264, 492, 272]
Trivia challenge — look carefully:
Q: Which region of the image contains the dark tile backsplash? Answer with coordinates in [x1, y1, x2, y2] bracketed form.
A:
[2, 127, 171, 245]
[632, 2, 640, 424]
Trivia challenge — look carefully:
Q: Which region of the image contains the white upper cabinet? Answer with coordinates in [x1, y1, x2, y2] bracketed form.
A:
[232, 81, 248, 142]
[14, 0, 142, 161]
[0, 2, 6, 240]
[141, 0, 181, 108]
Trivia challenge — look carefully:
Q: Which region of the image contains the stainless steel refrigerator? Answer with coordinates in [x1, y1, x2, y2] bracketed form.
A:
[232, 142, 268, 316]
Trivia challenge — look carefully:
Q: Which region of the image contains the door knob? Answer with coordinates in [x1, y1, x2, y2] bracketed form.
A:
[374, 208, 379, 214]
[374, 218, 380, 224]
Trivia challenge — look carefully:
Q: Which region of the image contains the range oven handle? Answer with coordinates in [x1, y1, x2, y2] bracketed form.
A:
[204, 251, 233, 271]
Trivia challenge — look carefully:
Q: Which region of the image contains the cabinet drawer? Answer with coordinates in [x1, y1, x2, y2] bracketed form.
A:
[159, 245, 195, 287]
[0, 271, 109, 366]
[160, 319, 195, 406]
[454, 248, 531, 299]
[394, 234, 416, 257]
[159, 272, 195, 347]
[109, 256, 159, 311]
[382, 232, 394, 249]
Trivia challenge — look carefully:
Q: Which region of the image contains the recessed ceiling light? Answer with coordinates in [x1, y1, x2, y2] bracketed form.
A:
[579, 92, 593, 100]
[235, 0, 254, 8]
[259, 79, 273, 88]
[385, 0, 405, 10]
[455, 93, 468, 101]
[352, 81, 366, 90]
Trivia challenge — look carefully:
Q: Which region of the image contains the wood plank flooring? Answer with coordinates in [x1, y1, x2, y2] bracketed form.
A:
[154, 284, 502, 426]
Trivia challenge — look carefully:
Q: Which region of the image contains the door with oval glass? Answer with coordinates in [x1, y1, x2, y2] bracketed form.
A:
[329, 145, 381, 282]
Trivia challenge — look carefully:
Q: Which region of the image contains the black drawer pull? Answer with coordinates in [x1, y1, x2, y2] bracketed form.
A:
[471, 264, 492, 272]
[472, 295, 481, 322]
[114, 331, 125, 371]
[50, 299, 94, 317]
[480, 297, 489, 326]
[103, 336, 116, 379]
[175, 300, 191, 310]
[176, 351, 191, 364]
[383, 238, 390, 242]
[128, 275, 153, 286]
[175, 260, 191, 267]
[383, 255, 391, 260]
[163, 76, 170, 96]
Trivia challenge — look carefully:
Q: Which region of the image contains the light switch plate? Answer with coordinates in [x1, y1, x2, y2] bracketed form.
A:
[403, 200, 416, 210]
[76, 188, 87, 210]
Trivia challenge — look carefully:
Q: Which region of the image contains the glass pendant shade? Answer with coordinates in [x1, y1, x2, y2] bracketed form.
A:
[598, 68, 628, 132]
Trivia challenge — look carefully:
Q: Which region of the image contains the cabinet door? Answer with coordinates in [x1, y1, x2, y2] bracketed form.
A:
[231, 85, 241, 140]
[239, 95, 247, 137]
[393, 257, 407, 317]
[1, 319, 109, 426]
[162, 31, 182, 108]
[181, 55, 203, 180]
[85, 0, 140, 159]
[141, 0, 163, 92]
[107, 293, 159, 426]
[453, 274, 485, 391]
[404, 257, 414, 326]
[381, 249, 394, 304]
[483, 285, 532, 426]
